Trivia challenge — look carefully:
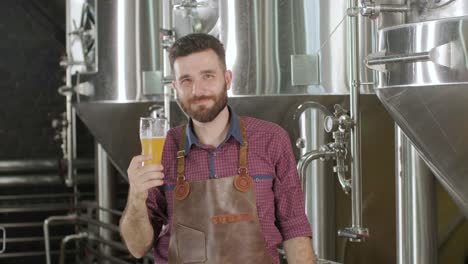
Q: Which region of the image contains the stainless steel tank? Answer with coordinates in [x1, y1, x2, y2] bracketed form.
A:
[219, 0, 375, 95]
[371, 1, 468, 217]
[74, 0, 164, 177]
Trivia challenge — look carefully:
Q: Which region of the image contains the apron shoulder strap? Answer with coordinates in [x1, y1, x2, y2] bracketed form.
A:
[238, 117, 248, 172]
[176, 125, 186, 180]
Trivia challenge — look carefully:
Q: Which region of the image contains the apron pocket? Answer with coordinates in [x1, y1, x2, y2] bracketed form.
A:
[175, 224, 207, 263]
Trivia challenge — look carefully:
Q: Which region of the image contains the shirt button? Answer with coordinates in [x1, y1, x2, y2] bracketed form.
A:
[255, 178, 260, 182]
[214, 174, 218, 178]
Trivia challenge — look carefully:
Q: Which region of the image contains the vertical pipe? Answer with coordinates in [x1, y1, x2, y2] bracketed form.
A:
[135, 0, 142, 100]
[72, 107, 78, 208]
[263, 0, 280, 94]
[162, 0, 173, 124]
[96, 143, 116, 263]
[349, 0, 363, 231]
[395, 126, 437, 264]
[297, 105, 335, 260]
[65, 0, 75, 189]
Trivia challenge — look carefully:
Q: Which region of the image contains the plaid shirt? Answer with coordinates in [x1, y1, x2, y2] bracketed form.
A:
[146, 107, 311, 263]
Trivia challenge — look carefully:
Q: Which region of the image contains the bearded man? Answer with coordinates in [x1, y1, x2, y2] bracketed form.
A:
[120, 33, 315, 264]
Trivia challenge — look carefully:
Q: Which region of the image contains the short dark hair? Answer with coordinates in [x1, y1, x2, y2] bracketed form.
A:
[169, 33, 226, 71]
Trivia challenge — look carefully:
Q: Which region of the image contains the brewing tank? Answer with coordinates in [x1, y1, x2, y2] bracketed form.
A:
[372, 0, 468, 217]
[219, 0, 375, 95]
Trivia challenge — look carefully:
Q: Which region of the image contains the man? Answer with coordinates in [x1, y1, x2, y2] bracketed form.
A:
[120, 33, 315, 263]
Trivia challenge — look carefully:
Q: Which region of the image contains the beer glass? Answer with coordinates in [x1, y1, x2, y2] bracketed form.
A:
[140, 117, 169, 165]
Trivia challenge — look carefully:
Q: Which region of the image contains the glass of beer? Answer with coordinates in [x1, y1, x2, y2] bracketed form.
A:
[140, 117, 169, 165]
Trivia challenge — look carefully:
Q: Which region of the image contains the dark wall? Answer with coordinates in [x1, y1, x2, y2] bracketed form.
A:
[0, 1, 92, 159]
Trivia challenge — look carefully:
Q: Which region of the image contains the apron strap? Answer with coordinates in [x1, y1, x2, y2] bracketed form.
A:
[175, 125, 190, 200]
[175, 116, 251, 199]
[238, 118, 248, 175]
[177, 126, 186, 181]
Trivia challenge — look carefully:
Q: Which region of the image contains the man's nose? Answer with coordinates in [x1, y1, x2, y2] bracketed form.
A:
[191, 79, 205, 96]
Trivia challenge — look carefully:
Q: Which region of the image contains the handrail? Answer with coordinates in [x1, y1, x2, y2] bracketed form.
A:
[0, 226, 6, 254]
[43, 214, 77, 264]
[59, 232, 88, 264]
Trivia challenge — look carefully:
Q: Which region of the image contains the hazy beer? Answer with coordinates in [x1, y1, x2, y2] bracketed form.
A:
[141, 137, 166, 165]
[140, 117, 168, 165]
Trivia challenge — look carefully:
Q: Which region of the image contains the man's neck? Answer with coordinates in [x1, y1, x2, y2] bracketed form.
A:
[192, 106, 230, 148]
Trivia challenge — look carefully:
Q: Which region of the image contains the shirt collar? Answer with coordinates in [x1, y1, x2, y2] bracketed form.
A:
[184, 106, 243, 155]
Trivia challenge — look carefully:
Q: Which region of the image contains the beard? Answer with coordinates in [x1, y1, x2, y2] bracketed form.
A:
[178, 84, 228, 123]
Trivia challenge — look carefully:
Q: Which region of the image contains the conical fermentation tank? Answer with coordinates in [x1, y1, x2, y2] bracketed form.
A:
[371, 0, 468, 217]
[72, 0, 164, 177]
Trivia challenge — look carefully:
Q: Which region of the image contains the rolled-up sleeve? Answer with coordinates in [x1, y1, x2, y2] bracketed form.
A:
[146, 186, 167, 238]
[273, 129, 312, 241]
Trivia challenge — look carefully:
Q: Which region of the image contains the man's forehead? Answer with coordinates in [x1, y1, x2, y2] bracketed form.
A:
[173, 51, 224, 77]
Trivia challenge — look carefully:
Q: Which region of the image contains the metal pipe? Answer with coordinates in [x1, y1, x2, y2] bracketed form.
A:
[135, 0, 142, 101]
[3, 236, 63, 243]
[293, 101, 332, 120]
[65, 81, 75, 189]
[366, 52, 430, 66]
[294, 101, 335, 260]
[3, 222, 62, 228]
[0, 250, 74, 259]
[77, 216, 121, 233]
[0, 159, 93, 173]
[297, 149, 335, 189]
[349, 0, 366, 236]
[162, 0, 173, 124]
[0, 173, 94, 187]
[43, 214, 77, 264]
[336, 157, 352, 194]
[360, 2, 411, 18]
[1, 204, 72, 213]
[0, 193, 94, 201]
[0, 226, 5, 254]
[44, 214, 121, 264]
[378, 4, 411, 12]
[96, 143, 116, 262]
[86, 246, 134, 264]
[88, 234, 129, 252]
[64, 0, 78, 190]
[59, 232, 88, 264]
[396, 126, 437, 264]
[80, 202, 123, 216]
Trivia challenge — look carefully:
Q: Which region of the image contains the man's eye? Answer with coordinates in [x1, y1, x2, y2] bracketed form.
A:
[181, 79, 191, 85]
[204, 74, 214, 79]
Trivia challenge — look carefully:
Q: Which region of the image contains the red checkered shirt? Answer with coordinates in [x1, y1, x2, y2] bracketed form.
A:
[146, 109, 312, 263]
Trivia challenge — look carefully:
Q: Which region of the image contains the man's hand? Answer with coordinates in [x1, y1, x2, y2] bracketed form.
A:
[283, 236, 316, 264]
[127, 154, 165, 204]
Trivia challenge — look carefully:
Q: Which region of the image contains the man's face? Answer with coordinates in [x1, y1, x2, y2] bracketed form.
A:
[172, 49, 232, 123]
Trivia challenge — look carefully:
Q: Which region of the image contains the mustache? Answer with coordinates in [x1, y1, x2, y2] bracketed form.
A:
[190, 96, 215, 103]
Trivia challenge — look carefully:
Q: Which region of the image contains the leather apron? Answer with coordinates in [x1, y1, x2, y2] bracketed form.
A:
[168, 118, 273, 264]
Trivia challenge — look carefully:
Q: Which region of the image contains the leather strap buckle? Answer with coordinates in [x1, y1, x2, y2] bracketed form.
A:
[177, 150, 185, 159]
[238, 167, 248, 175]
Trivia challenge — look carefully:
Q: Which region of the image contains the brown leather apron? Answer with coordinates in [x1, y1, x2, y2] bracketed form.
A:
[168, 118, 273, 264]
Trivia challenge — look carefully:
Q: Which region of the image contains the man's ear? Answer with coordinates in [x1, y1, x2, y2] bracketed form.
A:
[225, 70, 233, 90]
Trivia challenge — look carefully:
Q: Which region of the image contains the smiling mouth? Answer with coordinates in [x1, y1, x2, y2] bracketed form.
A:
[192, 97, 213, 105]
